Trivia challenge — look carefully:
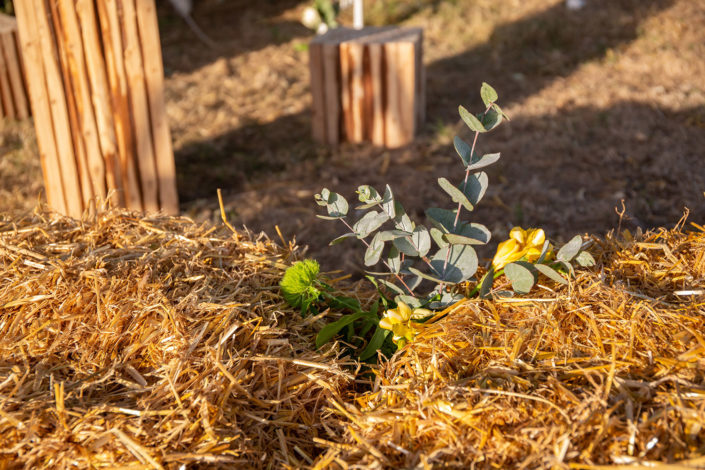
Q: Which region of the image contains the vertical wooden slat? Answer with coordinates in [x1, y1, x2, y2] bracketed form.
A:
[349, 41, 364, 143]
[368, 42, 385, 146]
[58, 0, 107, 203]
[397, 41, 415, 144]
[339, 41, 352, 142]
[121, 0, 159, 212]
[0, 40, 15, 118]
[33, 0, 83, 217]
[322, 42, 339, 145]
[384, 42, 403, 148]
[308, 42, 326, 143]
[415, 31, 424, 132]
[13, 0, 67, 214]
[49, 0, 95, 208]
[76, 0, 123, 207]
[1, 31, 29, 119]
[135, 0, 179, 214]
[97, 0, 142, 211]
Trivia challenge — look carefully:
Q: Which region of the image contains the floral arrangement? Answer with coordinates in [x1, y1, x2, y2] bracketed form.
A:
[281, 84, 594, 359]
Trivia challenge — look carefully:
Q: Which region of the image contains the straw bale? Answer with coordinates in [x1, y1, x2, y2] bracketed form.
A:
[0, 207, 354, 469]
[318, 224, 705, 469]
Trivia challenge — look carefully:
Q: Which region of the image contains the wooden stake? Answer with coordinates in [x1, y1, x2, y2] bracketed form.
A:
[135, 0, 179, 214]
[13, 0, 67, 213]
[322, 43, 339, 145]
[349, 42, 364, 143]
[367, 42, 384, 146]
[121, 0, 159, 212]
[0, 37, 15, 118]
[309, 42, 326, 143]
[33, 0, 83, 217]
[1, 31, 29, 119]
[97, 0, 142, 211]
[76, 0, 123, 207]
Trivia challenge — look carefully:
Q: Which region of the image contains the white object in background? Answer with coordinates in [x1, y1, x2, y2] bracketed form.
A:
[167, 0, 218, 48]
[352, 0, 364, 29]
[566, 0, 586, 10]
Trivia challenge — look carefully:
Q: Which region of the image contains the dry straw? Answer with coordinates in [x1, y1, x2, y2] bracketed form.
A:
[0, 207, 354, 468]
[0, 206, 704, 469]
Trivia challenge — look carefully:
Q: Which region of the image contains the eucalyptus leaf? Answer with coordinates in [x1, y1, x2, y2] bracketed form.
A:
[480, 82, 498, 106]
[316, 214, 344, 220]
[357, 185, 381, 203]
[315, 311, 367, 348]
[377, 277, 406, 296]
[557, 235, 583, 262]
[354, 211, 389, 238]
[378, 229, 411, 242]
[460, 172, 489, 206]
[443, 223, 491, 245]
[359, 327, 390, 361]
[492, 103, 510, 121]
[480, 108, 502, 131]
[329, 232, 357, 245]
[430, 227, 449, 248]
[575, 251, 596, 267]
[387, 245, 401, 274]
[407, 275, 423, 292]
[408, 266, 445, 284]
[537, 240, 551, 263]
[412, 225, 432, 257]
[381, 185, 395, 219]
[454, 136, 474, 166]
[459, 105, 487, 133]
[439, 177, 474, 211]
[534, 264, 568, 285]
[504, 262, 537, 294]
[466, 153, 500, 171]
[428, 291, 464, 309]
[325, 192, 348, 217]
[426, 207, 459, 233]
[430, 245, 478, 283]
[393, 237, 418, 256]
[364, 233, 385, 266]
[392, 200, 414, 232]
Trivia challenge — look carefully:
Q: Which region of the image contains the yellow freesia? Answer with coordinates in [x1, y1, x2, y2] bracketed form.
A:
[378, 301, 431, 346]
[492, 226, 549, 270]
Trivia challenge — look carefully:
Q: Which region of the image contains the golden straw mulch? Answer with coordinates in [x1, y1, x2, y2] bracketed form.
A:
[0, 208, 355, 469]
[316, 224, 705, 469]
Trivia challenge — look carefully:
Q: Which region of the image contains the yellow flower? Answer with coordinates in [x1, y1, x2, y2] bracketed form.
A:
[492, 227, 548, 270]
[378, 301, 431, 346]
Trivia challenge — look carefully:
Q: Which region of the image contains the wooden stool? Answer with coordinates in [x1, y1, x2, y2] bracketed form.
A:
[309, 26, 424, 148]
[0, 14, 29, 120]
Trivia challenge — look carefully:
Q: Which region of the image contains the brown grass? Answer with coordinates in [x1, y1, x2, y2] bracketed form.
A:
[0, 207, 704, 469]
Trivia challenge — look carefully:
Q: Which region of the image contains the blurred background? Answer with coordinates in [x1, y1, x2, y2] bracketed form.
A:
[1, 0, 704, 275]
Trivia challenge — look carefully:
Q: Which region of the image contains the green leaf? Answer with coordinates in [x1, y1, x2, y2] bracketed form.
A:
[430, 245, 478, 283]
[364, 233, 385, 266]
[537, 240, 551, 263]
[504, 262, 537, 294]
[480, 82, 498, 106]
[426, 207, 458, 233]
[387, 245, 401, 273]
[480, 108, 502, 131]
[412, 225, 432, 257]
[381, 185, 395, 219]
[279, 260, 321, 314]
[443, 223, 491, 245]
[466, 153, 500, 171]
[575, 251, 596, 267]
[438, 177, 474, 211]
[377, 277, 406, 296]
[460, 172, 489, 206]
[557, 235, 583, 262]
[353, 211, 389, 238]
[459, 105, 487, 133]
[534, 264, 568, 285]
[378, 229, 411, 242]
[479, 267, 495, 298]
[393, 237, 418, 257]
[359, 327, 390, 361]
[328, 296, 363, 311]
[315, 311, 367, 348]
[430, 227, 449, 249]
[391, 200, 414, 232]
[493, 103, 510, 121]
[357, 185, 381, 203]
[408, 266, 445, 284]
[454, 136, 473, 167]
[317, 214, 344, 220]
[428, 291, 464, 309]
[394, 295, 423, 309]
[329, 233, 357, 245]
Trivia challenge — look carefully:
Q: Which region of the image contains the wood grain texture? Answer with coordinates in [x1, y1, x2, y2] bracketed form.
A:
[1, 31, 30, 119]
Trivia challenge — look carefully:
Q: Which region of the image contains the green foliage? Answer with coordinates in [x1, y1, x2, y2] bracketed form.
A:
[279, 259, 322, 315]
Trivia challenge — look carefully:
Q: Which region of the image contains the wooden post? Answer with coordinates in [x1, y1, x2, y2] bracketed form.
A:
[13, 0, 178, 218]
[0, 14, 29, 120]
[309, 26, 424, 148]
